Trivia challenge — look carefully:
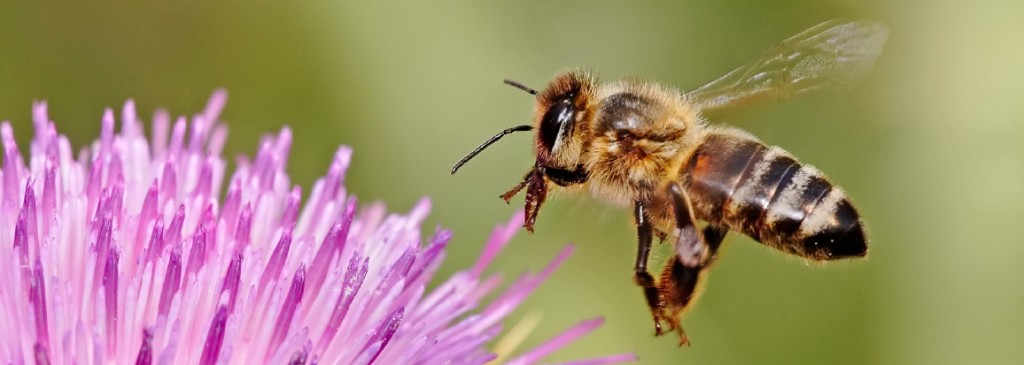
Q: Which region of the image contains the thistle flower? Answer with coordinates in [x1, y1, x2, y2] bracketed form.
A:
[0, 91, 636, 364]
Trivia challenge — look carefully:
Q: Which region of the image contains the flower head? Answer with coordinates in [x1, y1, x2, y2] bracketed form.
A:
[0, 91, 634, 364]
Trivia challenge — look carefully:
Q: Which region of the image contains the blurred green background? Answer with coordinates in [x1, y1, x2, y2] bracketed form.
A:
[2, 0, 1023, 364]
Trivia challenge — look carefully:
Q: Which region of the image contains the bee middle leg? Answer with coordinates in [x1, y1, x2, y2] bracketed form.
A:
[631, 201, 666, 334]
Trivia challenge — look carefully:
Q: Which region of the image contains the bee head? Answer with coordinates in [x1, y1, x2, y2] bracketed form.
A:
[450, 71, 593, 232]
[533, 70, 594, 169]
[449, 70, 594, 176]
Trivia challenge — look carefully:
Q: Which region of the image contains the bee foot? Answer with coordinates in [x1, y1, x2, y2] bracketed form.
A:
[676, 326, 691, 347]
[651, 309, 682, 337]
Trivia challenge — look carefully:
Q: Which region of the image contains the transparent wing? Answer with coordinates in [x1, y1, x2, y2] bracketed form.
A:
[687, 20, 889, 113]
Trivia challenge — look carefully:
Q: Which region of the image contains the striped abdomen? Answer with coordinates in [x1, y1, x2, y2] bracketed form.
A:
[680, 131, 867, 260]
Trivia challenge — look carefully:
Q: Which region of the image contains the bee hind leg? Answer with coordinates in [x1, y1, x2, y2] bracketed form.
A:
[668, 184, 709, 267]
[649, 184, 729, 346]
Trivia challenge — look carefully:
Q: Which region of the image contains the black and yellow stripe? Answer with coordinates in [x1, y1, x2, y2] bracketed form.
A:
[681, 132, 867, 260]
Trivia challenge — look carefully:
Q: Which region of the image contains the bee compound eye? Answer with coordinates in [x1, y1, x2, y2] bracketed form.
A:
[540, 97, 575, 151]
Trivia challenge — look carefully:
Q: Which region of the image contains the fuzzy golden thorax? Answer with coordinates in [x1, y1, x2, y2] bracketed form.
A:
[581, 78, 704, 207]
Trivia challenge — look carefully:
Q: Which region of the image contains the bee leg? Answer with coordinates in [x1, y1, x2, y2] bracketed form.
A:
[501, 166, 547, 232]
[654, 226, 728, 347]
[668, 184, 708, 268]
[651, 184, 730, 346]
[632, 201, 668, 336]
[702, 225, 728, 264]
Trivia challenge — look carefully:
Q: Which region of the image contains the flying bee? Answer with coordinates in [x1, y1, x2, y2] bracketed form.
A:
[451, 20, 888, 346]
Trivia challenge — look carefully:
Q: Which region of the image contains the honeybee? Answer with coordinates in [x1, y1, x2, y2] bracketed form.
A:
[451, 20, 888, 346]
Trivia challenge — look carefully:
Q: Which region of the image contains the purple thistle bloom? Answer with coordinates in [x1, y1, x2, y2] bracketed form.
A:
[0, 91, 636, 364]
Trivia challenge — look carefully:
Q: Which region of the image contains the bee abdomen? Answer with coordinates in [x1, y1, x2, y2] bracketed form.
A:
[682, 132, 866, 260]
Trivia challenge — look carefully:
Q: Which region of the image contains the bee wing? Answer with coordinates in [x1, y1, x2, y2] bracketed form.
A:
[687, 20, 889, 113]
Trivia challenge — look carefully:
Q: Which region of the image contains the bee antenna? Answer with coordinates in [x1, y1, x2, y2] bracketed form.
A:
[503, 79, 538, 95]
[451, 125, 533, 174]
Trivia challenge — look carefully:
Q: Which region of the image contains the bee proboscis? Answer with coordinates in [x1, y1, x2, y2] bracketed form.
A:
[451, 20, 888, 346]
